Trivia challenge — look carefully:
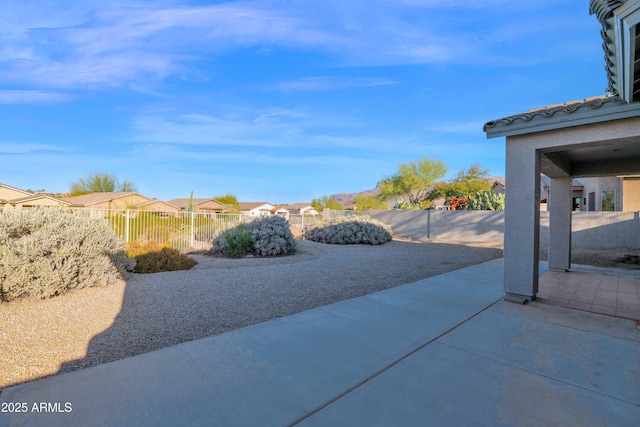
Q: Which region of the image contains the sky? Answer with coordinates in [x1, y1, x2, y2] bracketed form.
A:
[1, 0, 608, 203]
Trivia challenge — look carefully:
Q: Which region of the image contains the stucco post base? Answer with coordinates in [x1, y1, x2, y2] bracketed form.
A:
[504, 293, 532, 304]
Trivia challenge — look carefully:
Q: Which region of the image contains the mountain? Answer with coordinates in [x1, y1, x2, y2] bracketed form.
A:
[330, 186, 382, 209]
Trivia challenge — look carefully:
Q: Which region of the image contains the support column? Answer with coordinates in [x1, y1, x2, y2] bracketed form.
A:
[504, 142, 540, 300]
[548, 177, 572, 271]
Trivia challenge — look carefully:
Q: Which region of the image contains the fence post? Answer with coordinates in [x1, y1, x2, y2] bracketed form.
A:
[190, 211, 195, 248]
[125, 210, 130, 243]
[427, 209, 431, 239]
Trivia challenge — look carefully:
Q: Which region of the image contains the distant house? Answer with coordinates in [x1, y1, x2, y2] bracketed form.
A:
[538, 174, 640, 212]
[0, 183, 70, 210]
[491, 178, 505, 195]
[580, 176, 640, 212]
[61, 192, 154, 209]
[540, 175, 585, 211]
[281, 203, 319, 216]
[238, 202, 276, 217]
[270, 205, 290, 219]
[138, 199, 181, 214]
[167, 198, 238, 216]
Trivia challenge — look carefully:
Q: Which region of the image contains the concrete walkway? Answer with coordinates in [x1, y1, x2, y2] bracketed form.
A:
[2, 259, 639, 426]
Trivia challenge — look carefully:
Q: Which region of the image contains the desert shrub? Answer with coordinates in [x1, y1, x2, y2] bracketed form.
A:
[210, 216, 296, 257]
[222, 224, 254, 258]
[126, 240, 168, 257]
[0, 207, 135, 301]
[305, 215, 392, 245]
[126, 240, 197, 273]
[248, 216, 296, 256]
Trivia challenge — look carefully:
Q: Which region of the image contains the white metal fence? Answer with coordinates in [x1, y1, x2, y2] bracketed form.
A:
[77, 209, 245, 251]
[78, 210, 329, 251]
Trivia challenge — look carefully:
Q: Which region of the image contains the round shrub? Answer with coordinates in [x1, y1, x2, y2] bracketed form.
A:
[210, 216, 296, 257]
[0, 207, 135, 301]
[305, 215, 392, 245]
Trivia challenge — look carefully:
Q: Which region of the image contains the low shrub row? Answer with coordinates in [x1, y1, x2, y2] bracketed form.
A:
[305, 215, 392, 245]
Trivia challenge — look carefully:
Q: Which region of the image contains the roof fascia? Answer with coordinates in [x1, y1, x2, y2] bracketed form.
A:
[613, 0, 640, 102]
[485, 100, 640, 138]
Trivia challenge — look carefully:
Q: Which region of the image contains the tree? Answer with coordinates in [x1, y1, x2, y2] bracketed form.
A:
[378, 158, 447, 205]
[354, 194, 389, 211]
[311, 195, 344, 212]
[70, 172, 137, 196]
[434, 163, 492, 199]
[214, 194, 240, 208]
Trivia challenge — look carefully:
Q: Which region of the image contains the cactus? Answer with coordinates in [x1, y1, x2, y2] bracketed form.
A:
[467, 191, 505, 210]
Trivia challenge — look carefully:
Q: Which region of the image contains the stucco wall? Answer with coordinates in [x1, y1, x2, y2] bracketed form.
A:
[369, 210, 503, 243]
[623, 178, 640, 211]
[368, 210, 640, 248]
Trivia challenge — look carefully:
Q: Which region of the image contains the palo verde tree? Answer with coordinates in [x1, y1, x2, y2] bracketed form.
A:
[214, 194, 240, 208]
[311, 195, 344, 212]
[70, 172, 137, 196]
[433, 163, 492, 199]
[378, 157, 447, 206]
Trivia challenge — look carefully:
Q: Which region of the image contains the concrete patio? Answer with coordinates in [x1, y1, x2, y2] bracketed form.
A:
[538, 264, 640, 320]
[1, 259, 639, 426]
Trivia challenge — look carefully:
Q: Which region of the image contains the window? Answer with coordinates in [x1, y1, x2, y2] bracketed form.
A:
[602, 190, 616, 211]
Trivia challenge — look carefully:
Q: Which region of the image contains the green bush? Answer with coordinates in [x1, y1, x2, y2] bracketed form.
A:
[223, 224, 254, 258]
[210, 216, 296, 257]
[0, 208, 135, 301]
[305, 215, 392, 245]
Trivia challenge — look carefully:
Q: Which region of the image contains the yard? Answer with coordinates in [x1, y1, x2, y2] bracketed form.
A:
[1, 239, 502, 390]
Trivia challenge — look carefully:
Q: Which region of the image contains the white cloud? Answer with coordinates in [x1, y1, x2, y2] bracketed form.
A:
[0, 0, 592, 90]
[0, 90, 71, 104]
[0, 142, 68, 154]
[262, 76, 397, 91]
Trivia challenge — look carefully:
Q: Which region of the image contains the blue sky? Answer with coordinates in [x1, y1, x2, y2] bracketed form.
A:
[1, 0, 606, 203]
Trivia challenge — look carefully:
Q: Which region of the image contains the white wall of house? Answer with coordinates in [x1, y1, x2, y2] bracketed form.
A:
[581, 177, 623, 212]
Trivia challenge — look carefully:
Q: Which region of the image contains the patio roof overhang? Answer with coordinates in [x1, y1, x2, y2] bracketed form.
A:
[484, 96, 640, 178]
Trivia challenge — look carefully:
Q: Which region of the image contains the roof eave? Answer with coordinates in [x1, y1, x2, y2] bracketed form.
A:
[484, 97, 640, 138]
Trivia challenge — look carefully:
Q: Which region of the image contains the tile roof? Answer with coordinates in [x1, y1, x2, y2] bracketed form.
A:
[60, 192, 143, 206]
[167, 198, 224, 209]
[483, 96, 618, 132]
[540, 175, 584, 188]
[7, 195, 71, 205]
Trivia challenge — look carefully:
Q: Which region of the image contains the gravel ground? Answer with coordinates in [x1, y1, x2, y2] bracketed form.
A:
[1, 239, 502, 390]
[539, 245, 640, 269]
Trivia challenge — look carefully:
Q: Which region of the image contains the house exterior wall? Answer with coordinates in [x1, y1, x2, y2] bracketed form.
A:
[0, 187, 30, 200]
[623, 177, 640, 211]
[581, 177, 623, 211]
[13, 198, 66, 208]
[140, 201, 181, 213]
[90, 194, 151, 209]
[197, 200, 225, 212]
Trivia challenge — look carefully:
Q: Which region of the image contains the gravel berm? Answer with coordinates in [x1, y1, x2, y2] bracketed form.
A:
[1, 239, 502, 390]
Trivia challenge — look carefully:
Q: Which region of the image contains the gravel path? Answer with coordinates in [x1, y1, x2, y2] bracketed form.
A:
[1, 239, 502, 390]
